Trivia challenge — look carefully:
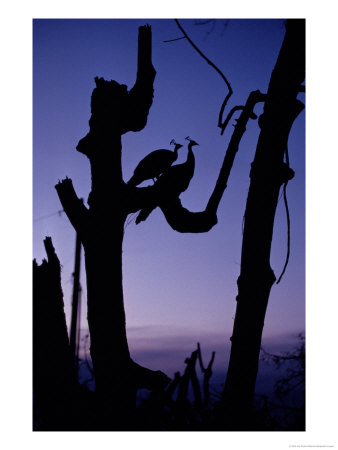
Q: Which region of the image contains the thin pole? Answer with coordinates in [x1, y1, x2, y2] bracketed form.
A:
[70, 231, 81, 370]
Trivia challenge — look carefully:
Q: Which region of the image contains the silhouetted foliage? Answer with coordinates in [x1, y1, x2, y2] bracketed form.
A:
[254, 333, 305, 430]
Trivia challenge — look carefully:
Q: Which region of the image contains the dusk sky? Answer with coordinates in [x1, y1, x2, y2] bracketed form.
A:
[0, 0, 336, 446]
[33, 18, 305, 376]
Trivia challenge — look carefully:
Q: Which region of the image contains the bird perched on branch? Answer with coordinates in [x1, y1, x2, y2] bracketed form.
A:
[127, 139, 183, 187]
[136, 136, 199, 224]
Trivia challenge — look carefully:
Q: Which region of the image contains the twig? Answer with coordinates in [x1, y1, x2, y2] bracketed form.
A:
[197, 343, 215, 407]
[197, 342, 205, 371]
[220, 105, 245, 135]
[174, 19, 233, 132]
[194, 19, 215, 26]
[163, 36, 186, 43]
[276, 145, 291, 284]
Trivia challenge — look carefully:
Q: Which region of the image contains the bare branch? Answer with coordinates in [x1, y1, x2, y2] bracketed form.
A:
[207, 90, 266, 214]
[177, 350, 201, 406]
[220, 105, 245, 135]
[160, 197, 217, 233]
[194, 19, 216, 38]
[55, 177, 89, 237]
[194, 19, 215, 26]
[207, 351, 216, 372]
[163, 36, 186, 43]
[165, 372, 181, 402]
[132, 91, 265, 233]
[197, 342, 205, 372]
[174, 19, 233, 131]
[197, 343, 216, 407]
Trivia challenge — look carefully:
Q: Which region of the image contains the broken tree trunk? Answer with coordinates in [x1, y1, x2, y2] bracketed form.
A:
[221, 19, 305, 430]
[33, 237, 75, 430]
[55, 26, 171, 429]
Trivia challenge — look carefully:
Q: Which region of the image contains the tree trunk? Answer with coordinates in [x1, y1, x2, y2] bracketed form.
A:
[56, 26, 173, 429]
[33, 237, 75, 430]
[221, 19, 305, 430]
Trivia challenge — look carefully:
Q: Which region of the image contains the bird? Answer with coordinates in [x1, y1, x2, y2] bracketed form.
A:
[135, 136, 199, 224]
[127, 139, 183, 187]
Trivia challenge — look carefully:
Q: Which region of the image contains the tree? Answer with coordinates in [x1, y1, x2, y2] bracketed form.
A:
[220, 19, 305, 430]
[38, 19, 305, 431]
[55, 26, 170, 428]
[54, 22, 266, 429]
[33, 237, 75, 429]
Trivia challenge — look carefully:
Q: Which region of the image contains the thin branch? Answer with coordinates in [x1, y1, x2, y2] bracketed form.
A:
[219, 93, 235, 132]
[276, 181, 290, 284]
[194, 19, 215, 26]
[207, 351, 216, 371]
[174, 19, 233, 131]
[34, 209, 64, 222]
[163, 36, 186, 43]
[174, 19, 232, 94]
[165, 372, 181, 403]
[197, 343, 216, 407]
[276, 143, 291, 284]
[195, 19, 216, 39]
[197, 343, 205, 372]
[190, 359, 202, 407]
[220, 105, 245, 135]
[177, 350, 201, 406]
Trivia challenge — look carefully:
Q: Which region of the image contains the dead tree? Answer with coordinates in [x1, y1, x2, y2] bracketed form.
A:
[197, 342, 216, 409]
[221, 19, 305, 430]
[55, 26, 173, 429]
[54, 24, 266, 428]
[33, 237, 75, 430]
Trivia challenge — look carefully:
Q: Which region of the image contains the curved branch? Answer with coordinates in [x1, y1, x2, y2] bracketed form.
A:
[174, 19, 233, 131]
[160, 197, 217, 233]
[132, 91, 266, 233]
[220, 105, 245, 135]
[174, 19, 232, 95]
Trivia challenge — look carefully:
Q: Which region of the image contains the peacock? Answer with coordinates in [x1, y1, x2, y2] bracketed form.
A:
[127, 139, 183, 187]
[135, 136, 199, 224]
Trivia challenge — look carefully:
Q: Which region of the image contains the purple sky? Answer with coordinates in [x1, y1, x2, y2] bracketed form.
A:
[33, 19, 305, 376]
